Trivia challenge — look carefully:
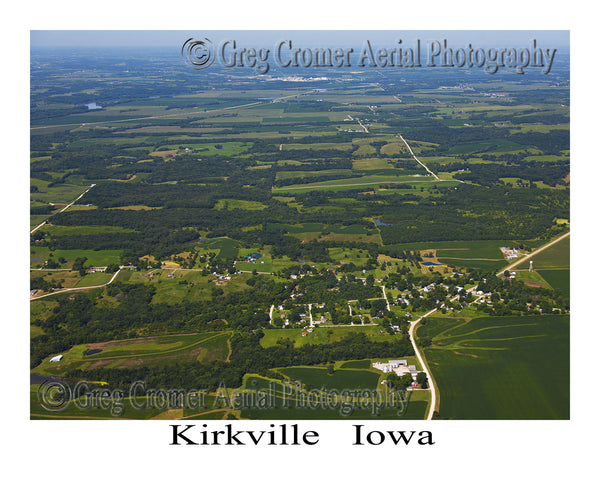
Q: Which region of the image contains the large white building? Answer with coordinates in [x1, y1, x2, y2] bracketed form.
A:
[373, 359, 420, 379]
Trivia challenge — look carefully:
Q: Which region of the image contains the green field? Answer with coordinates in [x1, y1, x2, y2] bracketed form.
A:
[200, 237, 240, 259]
[279, 366, 380, 390]
[417, 315, 569, 419]
[339, 359, 372, 369]
[538, 269, 570, 298]
[531, 236, 570, 268]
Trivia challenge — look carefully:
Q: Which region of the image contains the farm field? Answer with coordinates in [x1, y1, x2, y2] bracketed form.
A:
[417, 315, 569, 419]
[537, 269, 570, 298]
[530, 235, 570, 268]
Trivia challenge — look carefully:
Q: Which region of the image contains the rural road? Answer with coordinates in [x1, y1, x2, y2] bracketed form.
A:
[30, 184, 96, 234]
[398, 134, 440, 181]
[409, 307, 440, 420]
[381, 285, 391, 311]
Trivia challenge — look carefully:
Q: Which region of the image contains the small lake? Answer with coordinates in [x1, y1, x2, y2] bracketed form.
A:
[85, 349, 103, 356]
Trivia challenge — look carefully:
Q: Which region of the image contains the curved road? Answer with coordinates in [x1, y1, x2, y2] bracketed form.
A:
[408, 307, 439, 420]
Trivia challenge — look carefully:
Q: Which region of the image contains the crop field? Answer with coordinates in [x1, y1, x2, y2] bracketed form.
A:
[537, 269, 570, 298]
[417, 315, 569, 419]
[279, 366, 380, 390]
[530, 236, 570, 268]
[387, 239, 516, 257]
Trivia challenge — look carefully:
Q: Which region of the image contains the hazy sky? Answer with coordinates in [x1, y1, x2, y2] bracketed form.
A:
[31, 30, 569, 49]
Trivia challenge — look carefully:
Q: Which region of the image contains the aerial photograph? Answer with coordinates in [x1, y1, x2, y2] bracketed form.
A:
[29, 30, 570, 420]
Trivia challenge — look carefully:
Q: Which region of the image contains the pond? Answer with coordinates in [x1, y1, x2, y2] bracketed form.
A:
[85, 349, 103, 356]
